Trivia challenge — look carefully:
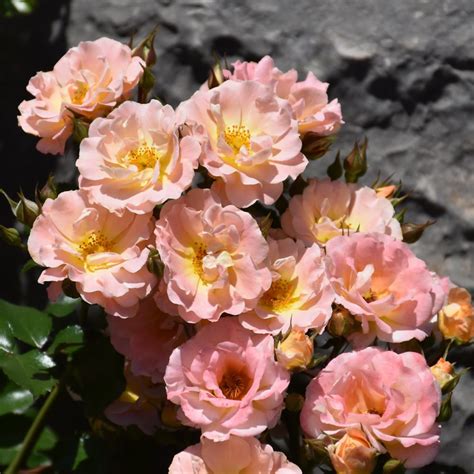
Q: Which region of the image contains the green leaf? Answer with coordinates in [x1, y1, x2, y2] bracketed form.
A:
[67, 333, 125, 416]
[0, 299, 52, 348]
[46, 294, 81, 318]
[0, 317, 15, 353]
[0, 350, 56, 397]
[0, 382, 34, 415]
[437, 392, 453, 422]
[48, 325, 84, 355]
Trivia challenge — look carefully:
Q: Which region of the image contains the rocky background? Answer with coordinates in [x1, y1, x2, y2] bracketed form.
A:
[0, 1, 473, 472]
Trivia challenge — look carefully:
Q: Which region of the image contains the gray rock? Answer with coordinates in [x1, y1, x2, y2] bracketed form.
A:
[66, 0, 474, 292]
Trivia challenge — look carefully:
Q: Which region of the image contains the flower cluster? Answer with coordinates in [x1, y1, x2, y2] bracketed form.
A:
[14, 35, 472, 473]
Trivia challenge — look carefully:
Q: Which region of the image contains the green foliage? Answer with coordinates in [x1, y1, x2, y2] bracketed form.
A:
[47, 325, 84, 356]
[0, 381, 34, 416]
[0, 0, 37, 17]
[0, 350, 56, 398]
[0, 299, 52, 349]
[46, 294, 81, 318]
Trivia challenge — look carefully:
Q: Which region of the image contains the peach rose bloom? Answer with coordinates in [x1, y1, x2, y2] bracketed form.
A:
[301, 347, 441, 469]
[27, 190, 156, 318]
[164, 317, 290, 441]
[281, 179, 402, 246]
[326, 233, 446, 347]
[169, 436, 302, 473]
[240, 238, 334, 335]
[224, 55, 342, 137]
[105, 364, 164, 435]
[18, 37, 144, 154]
[438, 287, 474, 342]
[154, 188, 272, 323]
[77, 100, 201, 214]
[107, 295, 186, 383]
[178, 80, 307, 208]
[328, 428, 377, 474]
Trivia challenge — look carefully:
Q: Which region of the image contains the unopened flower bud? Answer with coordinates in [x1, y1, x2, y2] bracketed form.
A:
[343, 138, 368, 183]
[147, 247, 164, 278]
[72, 117, 89, 143]
[375, 184, 397, 199]
[161, 401, 182, 428]
[301, 133, 336, 160]
[0, 225, 23, 248]
[401, 220, 434, 244]
[382, 459, 405, 474]
[38, 175, 58, 202]
[328, 428, 377, 474]
[207, 60, 225, 89]
[1, 189, 40, 228]
[430, 358, 458, 394]
[17, 192, 40, 228]
[276, 329, 313, 371]
[132, 27, 158, 67]
[328, 306, 361, 338]
[438, 287, 474, 343]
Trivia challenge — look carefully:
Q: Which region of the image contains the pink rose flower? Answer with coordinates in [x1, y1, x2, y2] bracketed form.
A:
[105, 364, 164, 435]
[301, 347, 441, 469]
[326, 233, 446, 346]
[107, 295, 186, 383]
[155, 188, 272, 323]
[164, 317, 290, 441]
[169, 436, 301, 473]
[18, 37, 144, 154]
[178, 80, 307, 208]
[224, 55, 343, 136]
[240, 238, 334, 335]
[281, 179, 402, 246]
[27, 190, 156, 318]
[77, 100, 201, 214]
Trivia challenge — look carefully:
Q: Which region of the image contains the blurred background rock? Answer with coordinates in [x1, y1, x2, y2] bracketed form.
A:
[0, 1, 472, 472]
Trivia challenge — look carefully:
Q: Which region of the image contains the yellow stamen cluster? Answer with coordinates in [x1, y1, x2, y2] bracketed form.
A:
[124, 145, 162, 171]
[224, 125, 251, 154]
[260, 278, 295, 312]
[71, 81, 89, 105]
[363, 289, 377, 303]
[219, 369, 251, 400]
[192, 242, 207, 279]
[78, 231, 112, 258]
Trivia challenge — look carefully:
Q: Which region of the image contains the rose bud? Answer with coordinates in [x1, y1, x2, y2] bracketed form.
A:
[438, 287, 474, 343]
[431, 358, 459, 394]
[327, 305, 361, 338]
[276, 329, 313, 371]
[375, 184, 397, 199]
[328, 429, 377, 474]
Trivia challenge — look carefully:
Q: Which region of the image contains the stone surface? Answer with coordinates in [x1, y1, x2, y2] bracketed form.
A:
[1, 1, 473, 472]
